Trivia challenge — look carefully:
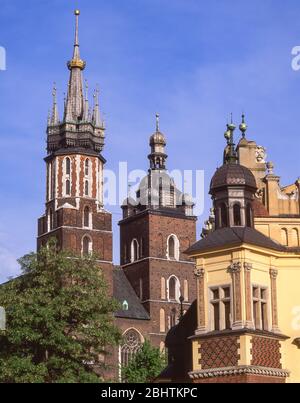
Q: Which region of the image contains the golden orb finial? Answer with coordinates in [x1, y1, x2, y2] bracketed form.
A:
[75, 9, 80, 16]
[239, 113, 248, 137]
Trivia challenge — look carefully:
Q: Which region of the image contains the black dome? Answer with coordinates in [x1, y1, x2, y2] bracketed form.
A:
[210, 163, 257, 193]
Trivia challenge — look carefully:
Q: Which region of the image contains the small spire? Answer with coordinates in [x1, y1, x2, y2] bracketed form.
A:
[83, 79, 90, 122]
[47, 109, 51, 126]
[156, 113, 160, 132]
[51, 82, 59, 125]
[92, 86, 101, 127]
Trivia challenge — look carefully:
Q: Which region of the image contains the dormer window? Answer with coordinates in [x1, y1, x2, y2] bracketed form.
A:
[122, 300, 129, 311]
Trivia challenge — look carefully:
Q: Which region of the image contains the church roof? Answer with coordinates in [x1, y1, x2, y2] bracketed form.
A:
[187, 227, 290, 254]
[210, 163, 257, 193]
[113, 267, 150, 320]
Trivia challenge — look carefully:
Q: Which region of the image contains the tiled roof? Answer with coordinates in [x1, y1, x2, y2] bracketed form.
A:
[187, 227, 289, 254]
[113, 267, 150, 320]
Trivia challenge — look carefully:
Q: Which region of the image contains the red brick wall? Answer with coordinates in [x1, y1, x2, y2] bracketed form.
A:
[251, 336, 282, 368]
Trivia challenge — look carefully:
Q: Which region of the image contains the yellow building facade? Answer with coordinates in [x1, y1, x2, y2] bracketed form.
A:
[163, 117, 300, 383]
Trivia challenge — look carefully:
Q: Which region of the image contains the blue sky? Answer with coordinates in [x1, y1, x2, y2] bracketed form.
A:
[1, 0, 300, 282]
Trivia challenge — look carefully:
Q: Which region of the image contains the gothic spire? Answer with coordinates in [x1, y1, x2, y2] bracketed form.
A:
[64, 10, 85, 123]
[92, 86, 101, 127]
[50, 83, 59, 125]
[83, 79, 90, 122]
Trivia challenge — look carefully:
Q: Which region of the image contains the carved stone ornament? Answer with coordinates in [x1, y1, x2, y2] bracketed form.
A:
[194, 267, 205, 278]
[228, 262, 242, 274]
[244, 262, 253, 272]
[269, 268, 278, 279]
[256, 146, 267, 163]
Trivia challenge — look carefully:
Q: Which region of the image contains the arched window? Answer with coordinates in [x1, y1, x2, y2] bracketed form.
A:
[161, 277, 166, 300]
[246, 203, 253, 227]
[48, 208, 53, 231]
[220, 203, 228, 228]
[66, 157, 71, 176]
[233, 204, 241, 226]
[82, 235, 92, 256]
[83, 206, 90, 228]
[85, 180, 89, 196]
[167, 235, 180, 261]
[66, 179, 71, 196]
[131, 239, 139, 262]
[169, 277, 176, 300]
[121, 329, 142, 370]
[291, 228, 299, 247]
[170, 308, 177, 328]
[184, 279, 189, 302]
[160, 309, 166, 333]
[85, 159, 90, 176]
[169, 237, 175, 258]
[281, 228, 288, 246]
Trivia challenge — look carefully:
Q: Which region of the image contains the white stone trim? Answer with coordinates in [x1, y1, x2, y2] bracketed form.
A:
[189, 366, 290, 379]
[122, 256, 194, 267]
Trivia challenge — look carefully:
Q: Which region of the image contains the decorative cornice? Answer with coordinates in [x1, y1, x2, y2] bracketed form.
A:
[228, 262, 242, 274]
[244, 262, 253, 272]
[189, 366, 290, 380]
[194, 267, 205, 278]
[270, 268, 278, 279]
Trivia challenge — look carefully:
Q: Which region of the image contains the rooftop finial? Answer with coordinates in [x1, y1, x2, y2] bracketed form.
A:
[239, 113, 248, 137]
[74, 9, 80, 48]
[92, 85, 101, 127]
[156, 113, 160, 132]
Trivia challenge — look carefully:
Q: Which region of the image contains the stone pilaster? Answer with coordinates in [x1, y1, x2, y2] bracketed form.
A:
[270, 268, 280, 333]
[194, 266, 206, 335]
[244, 262, 254, 329]
[228, 262, 243, 329]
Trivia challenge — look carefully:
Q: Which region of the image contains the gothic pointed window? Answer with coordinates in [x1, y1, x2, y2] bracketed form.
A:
[281, 228, 288, 246]
[168, 276, 180, 302]
[85, 180, 89, 196]
[167, 234, 179, 261]
[85, 159, 90, 176]
[120, 329, 142, 370]
[220, 203, 228, 228]
[66, 179, 71, 196]
[66, 157, 71, 176]
[82, 235, 92, 256]
[131, 239, 139, 262]
[48, 208, 54, 231]
[83, 206, 90, 228]
[233, 204, 241, 226]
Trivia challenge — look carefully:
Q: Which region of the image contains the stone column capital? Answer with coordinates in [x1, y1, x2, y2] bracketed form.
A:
[194, 266, 205, 278]
[228, 261, 242, 274]
[244, 262, 253, 272]
[270, 268, 278, 279]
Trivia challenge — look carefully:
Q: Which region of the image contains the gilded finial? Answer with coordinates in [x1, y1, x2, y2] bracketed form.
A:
[74, 9, 80, 16]
[156, 113, 160, 132]
[239, 113, 247, 137]
[227, 113, 236, 131]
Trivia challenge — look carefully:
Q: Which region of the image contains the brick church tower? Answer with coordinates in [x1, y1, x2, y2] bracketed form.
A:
[119, 115, 197, 350]
[37, 11, 113, 281]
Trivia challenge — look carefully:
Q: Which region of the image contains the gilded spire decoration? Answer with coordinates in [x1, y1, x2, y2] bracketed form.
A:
[50, 82, 60, 125]
[239, 113, 248, 138]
